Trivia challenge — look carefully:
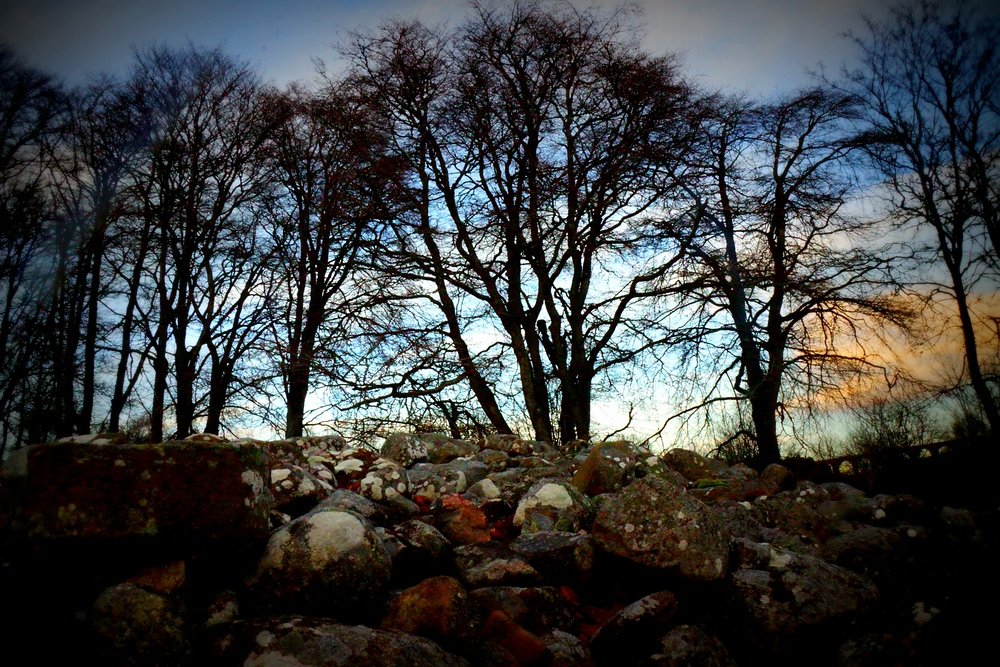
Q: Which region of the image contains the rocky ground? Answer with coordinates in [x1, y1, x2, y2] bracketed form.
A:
[0, 432, 996, 666]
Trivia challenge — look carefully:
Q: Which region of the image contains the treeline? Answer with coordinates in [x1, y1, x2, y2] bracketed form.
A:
[1, 1, 997, 464]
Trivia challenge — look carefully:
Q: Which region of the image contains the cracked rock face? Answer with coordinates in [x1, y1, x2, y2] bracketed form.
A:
[592, 475, 733, 582]
[249, 508, 391, 618]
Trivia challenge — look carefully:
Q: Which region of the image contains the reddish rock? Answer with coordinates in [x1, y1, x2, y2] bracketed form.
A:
[127, 560, 186, 594]
[438, 494, 492, 545]
[482, 610, 548, 665]
[571, 441, 642, 496]
[19, 441, 272, 542]
[382, 576, 479, 641]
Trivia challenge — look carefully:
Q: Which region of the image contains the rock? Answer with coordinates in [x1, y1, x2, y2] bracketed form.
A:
[248, 508, 391, 618]
[454, 542, 544, 588]
[236, 618, 469, 666]
[592, 476, 732, 582]
[18, 441, 272, 542]
[388, 519, 454, 584]
[381, 432, 430, 467]
[509, 531, 595, 587]
[660, 448, 726, 483]
[727, 539, 879, 657]
[323, 447, 379, 488]
[382, 575, 480, 642]
[571, 440, 643, 496]
[642, 625, 736, 666]
[437, 494, 492, 545]
[837, 633, 910, 667]
[513, 479, 592, 533]
[91, 583, 189, 666]
[410, 462, 472, 501]
[359, 459, 410, 503]
[589, 591, 678, 664]
[481, 610, 548, 665]
[474, 448, 511, 472]
[426, 436, 481, 464]
[543, 629, 594, 666]
[315, 489, 388, 526]
[485, 434, 536, 456]
[470, 586, 580, 635]
[487, 466, 563, 506]
[126, 560, 186, 594]
[821, 526, 904, 585]
[268, 462, 333, 517]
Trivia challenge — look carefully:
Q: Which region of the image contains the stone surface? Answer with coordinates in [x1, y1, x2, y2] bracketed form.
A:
[18, 441, 272, 542]
[454, 542, 544, 588]
[381, 432, 430, 467]
[589, 591, 678, 665]
[643, 625, 737, 667]
[509, 530, 595, 587]
[513, 479, 592, 533]
[382, 576, 480, 642]
[236, 618, 469, 666]
[91, 583, 189, 666]
[571, 440, 643, 496]
[592, 475, 732, 582]
[248, 508, 391, 618]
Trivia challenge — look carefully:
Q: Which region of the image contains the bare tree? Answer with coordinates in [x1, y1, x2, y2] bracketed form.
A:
[0, 46, 65, 452]
[261, 84, 405, 438]
[125, 45, 275, 440]
[667, 88, 912, 465]
[843, 0, 1000, 433]
[349, 2, 698, 444]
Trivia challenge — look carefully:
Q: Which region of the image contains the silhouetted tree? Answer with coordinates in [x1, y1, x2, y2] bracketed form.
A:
[0, 46, 66, 452]
[349, 1, 698, 444]
[844, 0, 1000, 433]
[667, 88, 912, 465]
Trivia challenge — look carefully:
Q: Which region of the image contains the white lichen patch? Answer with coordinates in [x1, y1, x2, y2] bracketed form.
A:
[242, 470, 265, 507]
[645, 456, 659, 467]
[304, 511, 367, 565]
[768, 547, 793, 570]
[114, 459, 126, 467]
[255, 630, 275, 647]
[271, 468, 292, 484]
[739, 501, 752, 510]
[874, 508, 887, 520]
[624, 523, 635, 533]
[912, 601, 940, 626]
[334, 458, 364, 474]
[361, 475, 384, 500]
[677, 539, 688, 551]
[258, 528, 292, 569]
[906, 528, 918, 538]
[280, 480, 294, 490]
[297, 477, 316, 494]
[715, 558, 723, 575]
[514, 483, 575, 526]
[475, 479, 500, 499]
[676, 511, 686, 520]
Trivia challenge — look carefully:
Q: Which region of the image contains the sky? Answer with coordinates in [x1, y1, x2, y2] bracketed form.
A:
[1, 0, 972, 95]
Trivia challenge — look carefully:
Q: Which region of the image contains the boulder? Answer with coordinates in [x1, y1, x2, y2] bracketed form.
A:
[248, 508, 391, 618]
[470, 586, 580, 635]
[91, 583, 189, 666]
[18, 441, 272, 543]
[381, 432, 430, 467]
[509, 530, 595, 587]
[660, 448, 726, 483]
[589, 590, 679, 665]
[513, 479, 592, 533]
[643, 625, 736, 667]
[592, 476, 732, 582]
[571, 440, 643, 496]
[454, 542, 544, 588]
[382, 576, 480, 643]
[235, 618, 469, 667]
[727, 539, 879, 657]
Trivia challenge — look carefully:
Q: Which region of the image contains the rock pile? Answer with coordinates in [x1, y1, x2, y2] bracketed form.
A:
[0, 431, 995, 665]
